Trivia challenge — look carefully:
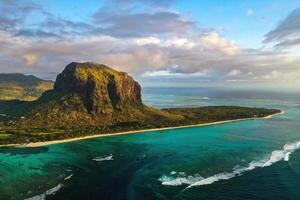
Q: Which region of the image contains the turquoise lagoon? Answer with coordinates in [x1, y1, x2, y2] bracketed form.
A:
[1, 88, 300, 200]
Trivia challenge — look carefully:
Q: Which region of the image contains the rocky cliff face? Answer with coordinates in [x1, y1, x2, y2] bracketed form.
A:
[54, 62, 142, 114]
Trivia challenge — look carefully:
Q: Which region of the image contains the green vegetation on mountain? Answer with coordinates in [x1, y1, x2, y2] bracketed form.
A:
[0, 62, 281, 145]
[0, 73, 53, 101]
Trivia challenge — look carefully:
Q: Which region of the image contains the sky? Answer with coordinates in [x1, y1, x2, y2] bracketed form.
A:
[1, 0, 300, 88]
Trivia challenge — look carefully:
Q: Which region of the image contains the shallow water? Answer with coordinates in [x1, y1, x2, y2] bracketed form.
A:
[1, 88, 300, 200]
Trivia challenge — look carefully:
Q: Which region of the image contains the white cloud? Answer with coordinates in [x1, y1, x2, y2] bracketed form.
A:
[227, 69, 241, 77]
[135, 37, 161, 45]
[22, 53, 39, 66]
[0, 2, 300, 88]
[163, 37, 195, 49]
[142, 69, 206, 77]
[1, 0, 300, 88]
[262, 70, 300, 82]
[1, 29, 298, 84]
[199, 32, 239, 56]
[247, 9, 254, 17]
[135, 36, 195, 49]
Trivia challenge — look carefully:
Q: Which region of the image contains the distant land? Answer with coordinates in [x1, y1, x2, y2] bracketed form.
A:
[0, 62, 281, 146]
[0, 73, 53, 101]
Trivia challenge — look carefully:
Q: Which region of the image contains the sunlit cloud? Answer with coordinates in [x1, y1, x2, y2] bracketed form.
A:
[227, 69, 241, 77]
[0, 0, 299, 87]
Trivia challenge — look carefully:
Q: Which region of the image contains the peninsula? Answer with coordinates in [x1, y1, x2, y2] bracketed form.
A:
[0, 62, 281, 146]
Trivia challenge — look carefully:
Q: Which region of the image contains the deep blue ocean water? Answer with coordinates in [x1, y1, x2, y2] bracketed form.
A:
[1, 87, 300, 200]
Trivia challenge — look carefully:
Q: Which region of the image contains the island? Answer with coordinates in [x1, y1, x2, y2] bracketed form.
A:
[0, 62, 281, 146]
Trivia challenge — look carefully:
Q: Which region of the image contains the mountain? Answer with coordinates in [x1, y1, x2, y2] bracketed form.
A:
[0, 62, 281, 145]
[18, 62, 181, 128]
[0, 73, 53, 101]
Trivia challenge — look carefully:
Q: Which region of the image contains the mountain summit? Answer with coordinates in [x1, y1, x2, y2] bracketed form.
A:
[0, 62, 280, 145]
[54, 62, 142, 114]
[20, 62, 179, 127]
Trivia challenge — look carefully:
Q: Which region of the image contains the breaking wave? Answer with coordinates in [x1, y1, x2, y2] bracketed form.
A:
[158, 140, 300, 188]
[64, 173, 73, 180]
[92, 154, 113, 162]
[25, 184, 63, 200]
[159, 171, 203, 186]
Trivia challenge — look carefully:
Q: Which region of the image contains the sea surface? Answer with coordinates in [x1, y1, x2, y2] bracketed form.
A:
[1, 87, 300, 200]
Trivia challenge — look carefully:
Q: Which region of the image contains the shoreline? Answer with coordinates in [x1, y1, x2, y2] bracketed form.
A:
[0, 110, 284, 148]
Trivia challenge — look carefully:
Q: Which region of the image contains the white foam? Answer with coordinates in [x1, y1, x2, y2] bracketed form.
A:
[64, 173, 73, 180]
[284, 152, 291, 161]
[25, 184, 62, 200]
[187, 172, 235, 187]
[159, 140, 300, 188]
[45, 184, 62, 195]
[92, 154, 113, 162]
[159, 172, 203, 186]
[170, 171, 177, 175]
[25, 194, 45, 200]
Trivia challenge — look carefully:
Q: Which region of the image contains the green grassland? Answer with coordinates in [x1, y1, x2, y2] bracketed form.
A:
[0, 101, 280, 145]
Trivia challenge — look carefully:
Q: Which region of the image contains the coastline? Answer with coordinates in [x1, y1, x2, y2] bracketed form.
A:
[0, 110, 284, 148]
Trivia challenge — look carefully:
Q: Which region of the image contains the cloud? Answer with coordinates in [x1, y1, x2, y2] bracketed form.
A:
[0, 0, 300, 87]
[22, 53, 39, 66]
[273, 36, 300, 48]
[15, 29, 59, 38]
[135, 37, 161, 45]
[102, 0, 176, 8]
[227, 69, 241, 76]
[142, 69, 206, 77]
[1, 28, 298, 84]
[247, 9, 254, 17]
[0, 0, 48, 32]
[89, 0, 194, 38]
[92, 10, 194, 38]
[0, 0, 193, 40]
[199, 32, 239, 55]
[262, 70, 300, 84]
[263, 7, 300, 48]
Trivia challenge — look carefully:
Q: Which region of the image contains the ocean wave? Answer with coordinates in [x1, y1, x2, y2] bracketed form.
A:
[159, 171, 203, 186]
[25, 184, 62, 200]
[92, 154, 113, 162]
[159, 140, 300, 188]
[64, 173, 73, 180]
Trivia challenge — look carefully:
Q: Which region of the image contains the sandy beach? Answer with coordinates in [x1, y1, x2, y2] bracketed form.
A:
[0, 110, 284, 148]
